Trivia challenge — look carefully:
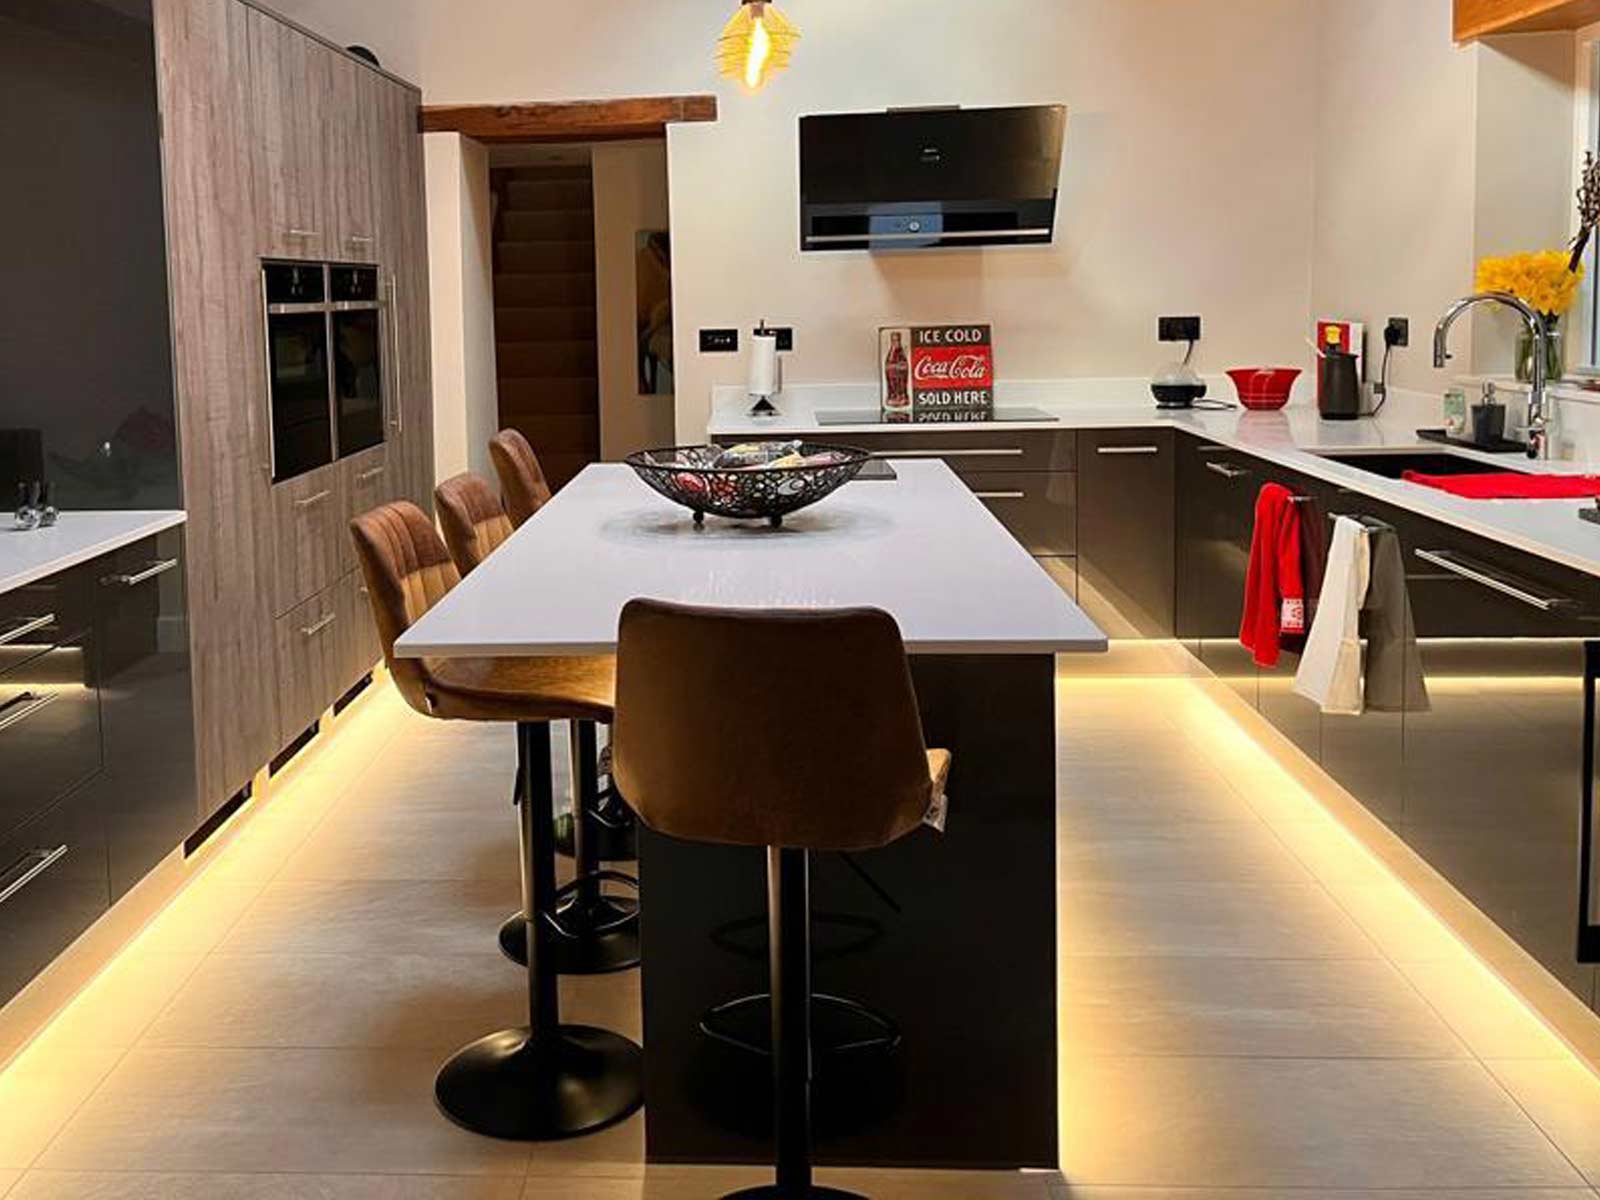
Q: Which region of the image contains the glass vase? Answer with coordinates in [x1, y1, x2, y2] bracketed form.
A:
[1516, 317, 1564, 384]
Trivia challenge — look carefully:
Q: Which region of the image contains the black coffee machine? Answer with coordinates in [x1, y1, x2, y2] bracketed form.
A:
[1319, 349, 1362, 420]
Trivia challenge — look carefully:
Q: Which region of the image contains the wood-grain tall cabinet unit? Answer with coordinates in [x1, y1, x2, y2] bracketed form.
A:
[154, 0, 433, 819]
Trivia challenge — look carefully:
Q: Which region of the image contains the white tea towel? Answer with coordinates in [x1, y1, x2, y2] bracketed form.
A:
[1293, 516, 1371, 715]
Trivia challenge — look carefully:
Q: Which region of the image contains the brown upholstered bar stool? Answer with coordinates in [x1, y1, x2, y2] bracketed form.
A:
[351, 502, 641, 1140]
[488, 427, 553, 527]
[432, 471, 639, 943]
[613, 599, 950, 1200]
[434, 471, 515, 575]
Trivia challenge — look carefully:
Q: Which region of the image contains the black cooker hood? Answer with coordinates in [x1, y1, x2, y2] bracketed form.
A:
[799, 104, 1066, 252]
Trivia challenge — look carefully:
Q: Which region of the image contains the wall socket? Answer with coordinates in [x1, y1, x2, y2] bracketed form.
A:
[1385, 317, 1409, 348]
[1158, 315, 1202, 343]
[699, 328, 739, 353]
[758, 326, 795, 352]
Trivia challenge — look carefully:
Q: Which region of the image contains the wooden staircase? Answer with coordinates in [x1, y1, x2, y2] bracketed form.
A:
[491, 165, 599, 490]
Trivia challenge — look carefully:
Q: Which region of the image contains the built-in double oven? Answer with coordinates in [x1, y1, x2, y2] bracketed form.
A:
[262, 261, 389, 483]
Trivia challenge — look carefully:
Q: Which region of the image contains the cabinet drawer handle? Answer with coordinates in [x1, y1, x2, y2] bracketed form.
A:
[0, 690, 57, 734]
[1096, 445, 1161, 455]
[872, 448, 1025, 459]
[1412, 548, 1575, 612]
[0, 613, 54, 647]
[347, 234, 375, 245]
[101, 558, 180, 588]
[294, 490, 333, 510]
[0, 845, 69, 908]
[1205, 461, 1250, 479]
[973, 491, 1027, 500]
[285, 228, 320, 239]
[355, 465, 386, 483]
[301, 612, 338, 638]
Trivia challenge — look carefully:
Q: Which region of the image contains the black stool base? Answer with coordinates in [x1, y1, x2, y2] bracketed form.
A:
[498, 894, 642, 974]
[702, 993, 899, 1060]
[435, 1025, 642, 1141]
[723, 1188, 867, 1199]
[553, 808, 637, 863]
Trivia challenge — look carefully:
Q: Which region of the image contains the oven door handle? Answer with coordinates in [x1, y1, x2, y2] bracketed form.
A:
[386, 272, 403, 436]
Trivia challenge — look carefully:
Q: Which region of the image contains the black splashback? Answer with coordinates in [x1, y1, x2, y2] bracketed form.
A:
[0, 0, 179, 510]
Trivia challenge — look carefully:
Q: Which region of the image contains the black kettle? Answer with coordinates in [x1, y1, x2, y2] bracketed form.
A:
[1319, 350, 1362, 420]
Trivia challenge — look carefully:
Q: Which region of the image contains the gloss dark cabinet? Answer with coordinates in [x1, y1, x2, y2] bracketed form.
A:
[89, 528, 197, 900]
[1078, 430, 1175, 637]
[0, 528, 196, 1007]
[1175, 434, 1258, 706]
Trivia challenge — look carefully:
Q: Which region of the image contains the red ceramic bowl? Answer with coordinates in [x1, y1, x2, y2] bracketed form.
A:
[1227, 367, 1301, 411]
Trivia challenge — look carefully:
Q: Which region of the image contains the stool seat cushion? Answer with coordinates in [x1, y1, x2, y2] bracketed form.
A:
[424, 654, 616, 723]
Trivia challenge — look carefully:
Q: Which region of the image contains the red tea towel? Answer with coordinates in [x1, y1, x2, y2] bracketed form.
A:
[1240, 483, 1306, 669]
[1400, 470, 1600, 499]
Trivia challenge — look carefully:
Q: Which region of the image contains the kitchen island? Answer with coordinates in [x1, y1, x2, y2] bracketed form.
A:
[397, 460, 1105, 1169]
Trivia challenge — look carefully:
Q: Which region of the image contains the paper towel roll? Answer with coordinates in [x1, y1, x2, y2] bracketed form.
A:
[748, 331, 780, 397]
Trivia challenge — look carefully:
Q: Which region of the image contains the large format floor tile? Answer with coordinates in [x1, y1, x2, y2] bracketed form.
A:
[1058, 955, 1468, 1059]
[1057, 1056, 1586, 1190]
[36, 1047, 531, 1178]
[1055, 1190, 1598, 1200]
[1486, 1056, 1600, 1186]
[8, 1174, 525, 1200]
[1058, 879, 1381, 960]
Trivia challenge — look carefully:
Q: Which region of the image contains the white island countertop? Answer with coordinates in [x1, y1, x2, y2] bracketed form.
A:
[709, 383, 1600, 580]
[397, 460, 1107, 658]
[0, 510, 187, 596]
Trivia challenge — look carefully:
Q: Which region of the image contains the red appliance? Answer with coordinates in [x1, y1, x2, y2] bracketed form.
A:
[1227, 367, 1301, 411]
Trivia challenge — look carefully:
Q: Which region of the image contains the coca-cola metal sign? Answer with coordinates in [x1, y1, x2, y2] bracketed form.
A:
[879, 324, 994, 419]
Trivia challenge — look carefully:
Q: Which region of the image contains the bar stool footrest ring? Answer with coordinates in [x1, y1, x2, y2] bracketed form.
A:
[700, 992, 901, 1059]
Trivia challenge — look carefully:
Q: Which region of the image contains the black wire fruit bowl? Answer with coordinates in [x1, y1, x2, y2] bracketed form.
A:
[625, 441, 871, 527]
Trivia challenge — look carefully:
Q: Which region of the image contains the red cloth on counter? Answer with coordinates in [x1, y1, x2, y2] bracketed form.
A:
[1400, 470, 1600, 499]
[1239, 482, 1306, 669]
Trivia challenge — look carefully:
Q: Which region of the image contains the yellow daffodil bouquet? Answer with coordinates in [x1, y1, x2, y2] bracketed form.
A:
[1475, 250, 1583, 320]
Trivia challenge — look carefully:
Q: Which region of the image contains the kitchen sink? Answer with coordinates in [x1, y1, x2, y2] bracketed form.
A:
[1312, 450, 1532, 480]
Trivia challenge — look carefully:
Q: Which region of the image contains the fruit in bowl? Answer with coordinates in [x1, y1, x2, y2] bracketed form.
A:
[1227, 367, 1301, 411]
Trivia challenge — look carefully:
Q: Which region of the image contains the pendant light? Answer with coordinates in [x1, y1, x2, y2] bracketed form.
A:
[716, 0, 799, 93]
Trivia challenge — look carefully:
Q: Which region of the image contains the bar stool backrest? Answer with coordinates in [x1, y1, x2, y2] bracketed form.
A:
[613, 598, 935, 852]
[350, 500, 461, 715]
[489, 428, 553, 527]
[434, 472, 515, 575]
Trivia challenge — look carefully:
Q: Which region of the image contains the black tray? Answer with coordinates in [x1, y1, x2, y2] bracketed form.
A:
[1417, 427, 1527, 454]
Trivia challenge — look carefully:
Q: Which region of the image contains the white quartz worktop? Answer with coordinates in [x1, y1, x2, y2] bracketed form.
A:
[0, 511, 187, 596]
[397, 461, 1107, 657]
[708, 383, 1600, 580]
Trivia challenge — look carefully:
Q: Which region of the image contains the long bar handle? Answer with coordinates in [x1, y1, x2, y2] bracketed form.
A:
[294, 489, 332, 510]
[0, 846, 69, 908]
[0, 613, 54, 648]
[101, 558, 180, 588]
[973, 491, 1027, 500]
[355, 465, 386, 484]
[1096, 445, 1161, 455]
[285, 228, 320, 239]
[387, 272, 404, 435]
[1413, 548, 1573, 612]
[871, 448, 1025, 459]
[0, 690, 57, 734]
[301, 612, 338, 638]
[1205, 461, 1250, 479]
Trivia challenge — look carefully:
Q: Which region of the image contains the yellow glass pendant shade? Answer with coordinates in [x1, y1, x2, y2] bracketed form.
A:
[716, 1, 799, 93]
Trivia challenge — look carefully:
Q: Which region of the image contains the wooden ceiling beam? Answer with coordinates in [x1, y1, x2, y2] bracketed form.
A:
[420, 95, 718, 143]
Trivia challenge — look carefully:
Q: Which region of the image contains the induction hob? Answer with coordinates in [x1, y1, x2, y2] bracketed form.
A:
[812, 406, 1059, 427]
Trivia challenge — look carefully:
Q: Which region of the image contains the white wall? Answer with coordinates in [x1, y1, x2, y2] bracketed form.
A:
[423, 132, 497, 483]
[592, 141, 675, 459]
[273, 0, 1322, 442]
[1309, 0, 1575, 391]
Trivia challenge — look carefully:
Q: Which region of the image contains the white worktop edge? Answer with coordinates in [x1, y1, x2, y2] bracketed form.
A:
[0, 511, 188, 596]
